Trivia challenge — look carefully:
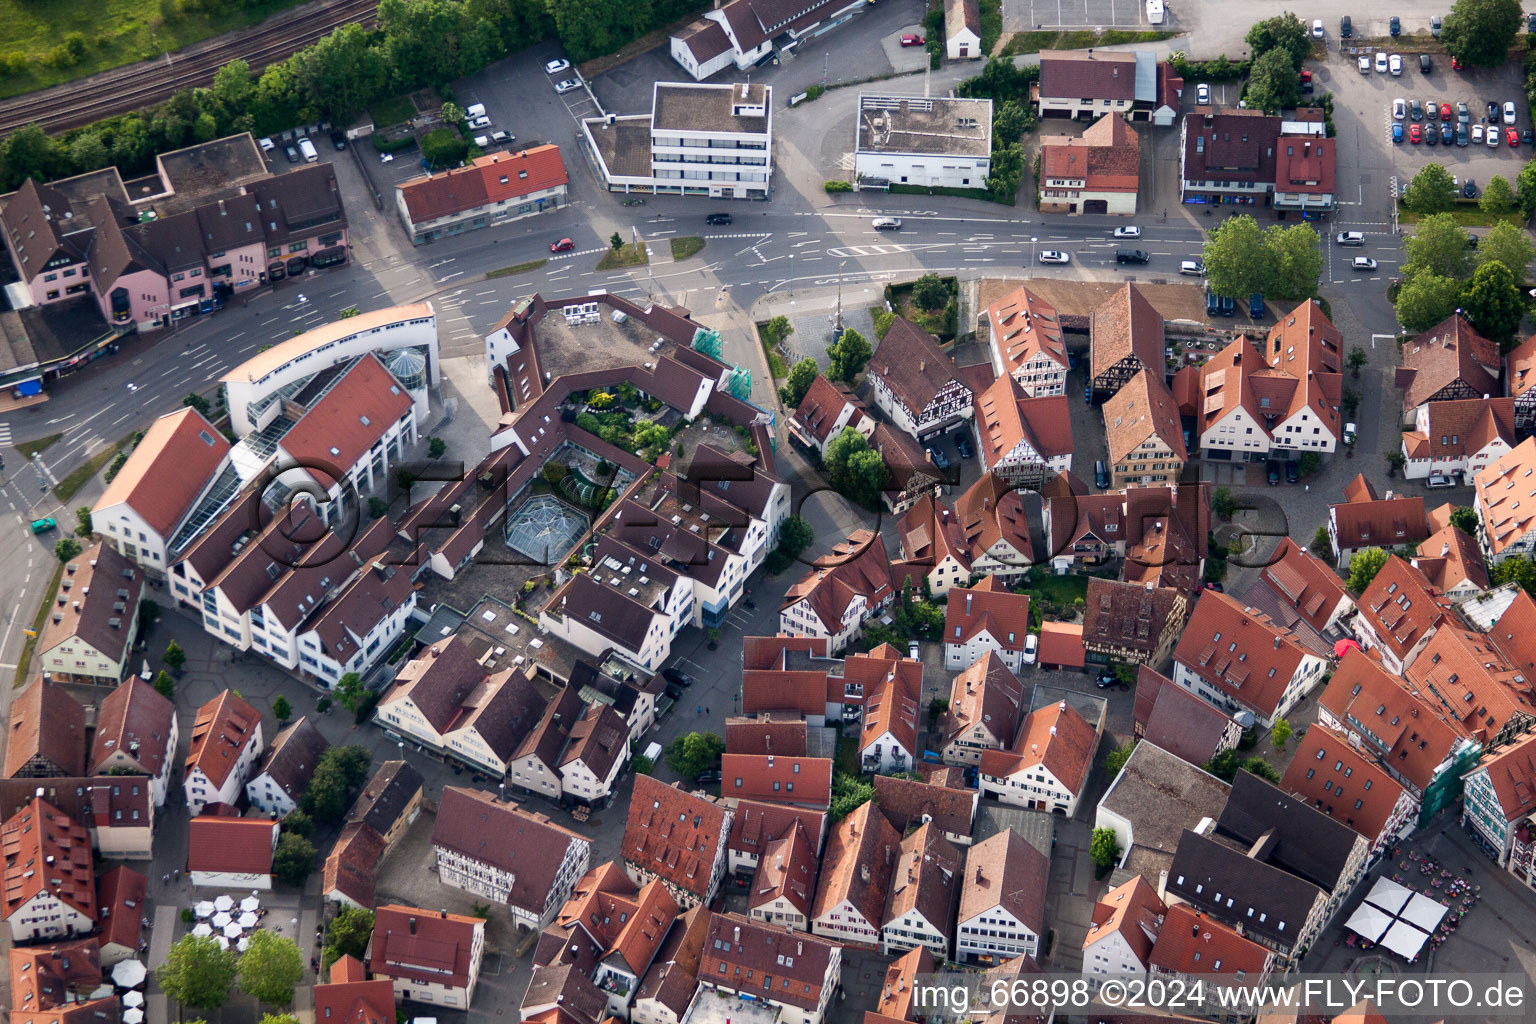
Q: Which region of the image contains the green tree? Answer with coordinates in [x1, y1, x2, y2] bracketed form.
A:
[1516, 160, 1536, 218]
[824, 426, 888, 506]
[1090, 827, 1122, 871]
[992, 100, 1029, 144]
[1244, 48, 1301, 114]
[829, 772, 874, 821]
[911, 273, 949, 311]
[1480, 174, 1516, 214]
[334, 672, 367, 713]
[193, 112, 219, 143]
[238, 929, 305, 1006]
[211, 59, 255, 118]
[778, 359, 819, 407]
[1450, 506, 1480, 535]
[1203, 215, 1268, 302]
[1203, 749, 1241, 780]
[665, 731, 725, 777]
[1103, 742, 1136, 778]
[1245, 12, 1313, 70]
[1493, 557, 1536, 596]
[777, 516, 815, 558]
[1347, 547, 1390, 592]
[67, 132, 108, 172]
[271, 831, 316, 887]
[301, 746, 372, 820]
[1271, 718, 1293, 747]
[1310, 525, 1332, 559]
[428, 436, 447, 458]
[1239, 757, 1282, 783]
[183, 392, 211, 415]
[74, 506, 93, 537]
[440, 101, 465, 125]
[157, 935, 237, 1009]
[53, 537, 82, 562]
[609, 231, 624, 251]
[323, 907, 375, 968]
[1263, 222, 1323, 299]
[280, 809, 313, 838]
[1478, 219, 1535, 280]
[1394, 271, 1464, 332]
[368, 496, 389, 519]
[272, 695, 292, 722]
[761, 315, 794, 350]
[1212, 486, 1237, 520]
[1403, 164, 1458, 215]
[1461, 259, 1525, 343]
[986, 141, 1025, 201]
[0, 124, 62, 192]
[1442, 0, 1522, 67]
[163, 639, 187, 672]
[260, 1015, 302, 1024]
[154, 670, 175, 700]
[827, 328, 872, 384]
[420, 127, 468, 168]
[1347, 346, 1369, 374]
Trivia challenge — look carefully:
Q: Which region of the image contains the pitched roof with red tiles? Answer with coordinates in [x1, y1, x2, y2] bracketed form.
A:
[556, 863, 677, 976]
[95, 407, 229, 538]
[1318, 648, 1471, 792]
[1121, 484, 1210, 597]
[186, 816, 277, 875]
[1399, 314, 1501, 411]
[1134, 665, 1241, 766]
[1172, 591, 1314, 719]
[876, 946, 935, 1021]
[94, 865, 146, 956]
[727, 799, 827, 863]
[279, 353, 414, 489]
[1489, 589, 1536, 679]
[371, 904, 484, 990]
[1038, 50, 1138, 101]
[861, 662, 921, 757]
[980, 700, 1097, 794]
[1414, 524, 1490, 594]
[624, 775, 731, 902]
[38, 542, 142, 672]
[872, 773, 977, 840]
[1181, 109, 1281, 188]
[1405, 624, 1536, 742]
[185, 689, 261, 789]
[1084, 578, 1183, 659]
[986, 286, 1067, 379]
[1090, 284, 1164, 382]
[958, 828, 1048, 935]
[1330, 494, 1428, 551]
[1355, 556, 1455, 667]
[883, 820, 960, 940]
[1258, 538, 1353, 632]
[561, 702, 629, 782]
[399, 146, 570, 224]
[1274, 135, 1335, 195]
[324, 822, 384, 909]
[1508, 331, 1536, 401]
[955, 472, 1036, 567]
[1, 798, 96, 922]
[792, 376, 871, 447]
[433, 787, 589, 913]
[812, 801, 901, 927]
[781, 529, 893, 631]
[8, 939, 112, 1024]
[726, 717, 809, 756]
[870, 317, 968, 416]
[1041, 113, 1140, 192]
[1104, 369, 1187, 467]
[315, 955, 396, 1024]
[945, 650, 1024, 750]
[1469, 731, 1536, 822]
[1037, 621, 1085, 668]
[721, 754, 833, 807]
[974, 375, 1075, 464]
[1083, 875, 1165, 964]
[945, 576, 1031, 651]
[748, 820, 818, 918]
[4, 678, 86, 780]
[89, 677, 175, 779]
[699, 912, 838, 1011]
[1476, 436, 1536, 556]
[1402, 397, 1514, 463]
[1149, 902, 1272, 978]
[1282, 725, 1410, 844]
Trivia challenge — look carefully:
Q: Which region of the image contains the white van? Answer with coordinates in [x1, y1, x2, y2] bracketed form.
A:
[258, 137, 275, 153]
[473, 135, 490, 148]
[465, 102, 486, 119]
[1179, 260, 1205, 276]
[298, 138, 318, 163]
[642, 742, 663, 764]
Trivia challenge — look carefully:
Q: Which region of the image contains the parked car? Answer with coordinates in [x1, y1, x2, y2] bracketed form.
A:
[489, 130, 513, 144]
[1506, 101, 1519, 124]
[664, 683, 685, 700]
[1488, 124, 1501, 147]
[900, 33, 925, 45]
[259, 136, 275, 153]
[1472, 123, 1485, 144]
[1375, 51, 1389, 73]
[1441, 102, 1453, 120]
[1457, 124, 1470, 146]
[1358, 55, 1371, 74]
[955, 434, 973, 459]
[1427, 473, 1456, 488]
[1424, 123, 1438, 146]
[662, 668, 692, 686]
[1115, 249, 1150, 264]
[927, 446, 950, 470]
[1113, 226, 1141, 238]
[1409, 98, 1422, 120]
[1340, 14, 1352, 37]
[1094, 460, 1110, 488]
[1390, 15, 1400, 35]
[1038, 249, 1070, 264]
[1312, 18, 1324, 36]
[1529, 11, 1536, 32]
[872, 217, 902, 230]
[908, 640, 921, 660]
[29, 517, 55, 535]
[1458, 101, 1470, 123]
[379, 152, 394, 163]
[1352, 256, 1379, 270]
[1510, 127, 1522, 147]
[1095, 673, 1117, 689]
[1420, 54, 1433, 73]
[550, 237, 576, 252]
[1180, 260, 1205, 276]
[1266, 461, 1282, 485]
[1452, 56, 1464, 70]
[284, 144, 299, 163]
[1389, 53, 1403, 75]
[695, 770, 722, 784]
[469, 115, 492, 129]
[1441, 123, 1455, 144]
[1023, 633, 1039, 665]
[1489, 101, 1500, 121]
[1432, 15, 1442, 35]
[1196, 82, 1211, 103]
[545, 58, 571, 74]
[553, 78, 582, 93]
[1343, 422, 1357, 445]
[1286, 461, 1299, 484]
[1392, 122, 1404, 143]
[705, 212, 733, 225]
[1335, 231, 1365, 246]
[1525, 130, 1534, 144]
[1463, 178, 1478, 198]
[330, 130, 346, 150]
[1393, 97, 1406, 120]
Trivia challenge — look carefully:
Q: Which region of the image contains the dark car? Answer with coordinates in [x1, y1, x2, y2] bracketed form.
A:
[283, 144, 299, 163]
[695, 770, 722, 784]
[330, 130, 347, 150]
[664, 683, 685, 700]
[1530, 11, 1536, 32]
[1389, 15, 1400, 35]
[955, 434, 973, 459]
[1420, 54, 1433, 73]
[1424, 123, 1438, 146]
[1340, 14, 1352, 37]
[1095, 673, 1117, 689]
[1266, 461, 1281, 485]
[1441, 123, 1455, 144]
[705, 213, 732, 225]
[1464, 178, 1478, 198]
[1094, 459, 1110, 488]
[1525, 130, 1534, 144]
[1286, 461, 1299, 484]
[1466, 231, 1479, 249]
[1116, 249, 1150, 264]
[662, 668, 692, 686]
[1489, 101, 1500, 122]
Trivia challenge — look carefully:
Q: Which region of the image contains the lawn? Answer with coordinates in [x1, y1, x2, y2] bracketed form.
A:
[486, 258, 547, 279]
[1397, 201, 1525, 227]
[0, 0, 312, 100]
[670, 236, 705, 261]
[15, 433, 60, 460]
[13, 559, 62, 688]
[370, 94, 419, 129]
[1021, 570, 1089, 606]
[596, 242, 649, 271]
[1003, 28, 1174, 55]
[53, 436, 129, 503]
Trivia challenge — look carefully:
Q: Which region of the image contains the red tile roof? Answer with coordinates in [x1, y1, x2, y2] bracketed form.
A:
[279, 353, 414, 489]
[1355, 556, 1455, 667]
[1259, 538, 1353, 633]
[1274, 135, 1335, 195]
[1149, 902, 1272, 977]
[371, 904, 483, 990]
[946, 577, 1031, 651]
[1470, 731, 1536, 822]
[945, 651, 1024, 750]
[1090, 284, 1164, 384]
[1476, 436, 1536, 556]
[727, 799, 826, 863]
[955, 472, 1036, 568]
[1103, 369, 1187, 467]
[1134, 665, 1241, 766]
[95, 407, 229, 537]
[624, 775, 731, 902]
[958, 828, 1048, 936]
[1331, 494, 1428, 551]
[748, 820, 818, 918]
[89, 677, 175, 780]
[185, 689, 261, 789]
[884, 821, 960, 940]
[974, 375, 1074, 465]
[1414, 524, 1490, 594]
[781, 529, 893, 631]
[1403, 396, 1514, 463]
[1181, 109, 1281, 189]
[985, 286, 1066, 380]
[1173, 592, 1314, 719]
[1399, 314, 1500, 411]
[94, 865, 146, 956]
[38, 542, 142, 674]
[1404, 624, 1536, 742]
[699, 912, 838, 1011]
[872, 773, 977, 840]
[721, 754, 832, 807]
[1083, 875, 1164, 964]
[1039, 50, 1138, 101]
[870, 317, 967, 416]
[1041, 114, 1139, 193]
[398, 146, 570, 224]
[725, 717, 809, 756]
[323, 822, 383, 909]
[186, 816, 277, 875]
[315, 955, 395, 1024]
[1489, 589, 1536, 679]
[8, 939, 112, 1024]
[433, 787, 588, 915]
[811, 801, 901, 929]
[1508, 332, 1536, 401]
[792, 375, 871, 448]
[1282, 725, 1410, 844]
[876, 946, 935, 1020]
[4, 678, 86, 779]
[1037, 621, 1085, 668]
[980, 700, 1097, 794]
[861, 660, 922, 759]
[556, 864, 677, 976]
[1, 798, 96, 923]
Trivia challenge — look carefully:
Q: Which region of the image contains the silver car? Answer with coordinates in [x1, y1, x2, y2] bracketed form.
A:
[553, 78, 582, 94]
[1038, 250, 1071, 264]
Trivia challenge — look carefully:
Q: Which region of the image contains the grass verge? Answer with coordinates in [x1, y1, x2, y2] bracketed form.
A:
[370, 93, 419, 128]
[53, 437, 127, 503]
[15, 434, 61, 460]
[596, 243, 649, 271]
[1397, 201, 1525, 227]
[889, 182, 1009, 205]
[756, 322, 789, 379]
[979, 0, 1003, 55]
[670, 236, 705, 261]
[1003, 28, 1175, 55]
[13, 559, 63, 688]
[486, 259, 548, 279]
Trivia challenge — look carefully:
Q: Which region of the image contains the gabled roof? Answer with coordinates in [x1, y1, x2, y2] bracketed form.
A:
[1041, 114, 1140, 192]
[94, 865, 146, 955]
[1132, 666, 1241, 767]
[1084, 579, 1182, 659]
[955, 472, 1036, 567]
[986, 286, 1066, 379]
[555, 863, 677, 977]
[870, 317, 967, 414]
[632, 904, 709, 1017]
[1469, 730, 1536, 822]
[381, 636, 485, 735]
[398, 147, 570, 224]
[1489, 589, 1536, 679]
[699, 912, 838, 1011]
[974, 374, 1074, 464]
[1507, 331, 1536, 401]
[748, 820, 818, 918]
[946, 577, 1031, 651]
[1403, 624, 1536, 742]
[1355, 556, 1455, 666]
[347, 760, 424, 836]
[1414, 524, 1490, 594]
[279, 353, 414, 489]
[1, 798, 96, 922]
[792, 375, 871, 447]
[861, 659, 922, 757]
[1149, 902, 1272, 978]
[1173, 592, 1313, 719]
[1219, 771, 1364, 891]
[1039, 50, 1139, 101]
[1282, 725, 1410, 843]
[624, 775, 731, 901]
[726, 717, 809, 756]
[1181, 109, 1281, 187]
[1104, 369, 1187, 466]
[1165, 829, 1322, 949]
[433, 787, 588, 913]
[781, 529, 892, 628]
[1098, 738, 1231, 871]
[94, 407, 228, 537]
[561, 702, 629, 781]
[873, 772, 977, 840]
[957, 828, 1047, 935]
[883, 821, 960, 938]
[324, 822, 384, 909]
[4, 678, 86, 779]
[1399, 314, 1500, 410]
[945, 0, 980, 37]
[876, 946, 935, 1021]
[721, 753, 833, 807]
[89, 677, 175, 779]
[38, 542, 142, 670]
[1403, 396, 1514, 462]
[1274, 135, 1335, 195]
[1476, 436, 1536, 556]
[1090, 284, 1164, 383]
[184, 689, 261, 789]
[1258, 537, 1353, 632]
[186, 816, 276, 875]
[8, 939, 113, 1024]
[727, 799, 826, 861]
[812, 801, 900, 926]
[979, 700, 1097, 793]
[1083, 875, 1164, 964]
[314, 955, 395, 1024]
[254, 717, 328, 801]
[371, 904, 483, 989]
[945, 651, 1024, 750]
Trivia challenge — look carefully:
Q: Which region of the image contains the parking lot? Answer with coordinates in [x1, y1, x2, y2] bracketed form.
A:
[1002, 0, 1153, 31]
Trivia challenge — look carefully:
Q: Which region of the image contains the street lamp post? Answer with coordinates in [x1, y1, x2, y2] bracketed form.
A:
[1031, 236, 1038, 267]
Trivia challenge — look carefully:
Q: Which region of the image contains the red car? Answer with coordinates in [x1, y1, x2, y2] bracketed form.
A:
[1451, 56, 1463, 70]
[900, 33, 925, 45]
[1441, 102, 1453, 121]
[550, 238, 575, 252]
[1510, 127, 1522, 147]
[1409, 124, 1422, 143]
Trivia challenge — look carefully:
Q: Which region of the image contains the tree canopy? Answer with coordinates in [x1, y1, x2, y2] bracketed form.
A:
[1244, 48, 1301, 114]
[1477, 219, 1534, 280]
[1245, 12, 1313, 70]
[778, 359, 818, 408]
[1394, 272, 1463, 333]
[1202, 216, 1322, 301]
[1403, 164, 1458, 215]
[1461, 259, 1525, 343]
[1442, 0, 1523, 66]
[1403, 213, 1473, 280]
[272, 832, 316, 886]
[301, 745, 372, 820]
[1480, 174, 1516, 214]
[323, 907, 375, 968]
[665, 731, 724, 777]
[158, 935, 237, 1009]
[827, 328, 872, 384]
[824, 426, 888, 507]
[238, 930, 305, 1006]
[1347, 547, 1390, 592]
[1449, 506, 1480, 535]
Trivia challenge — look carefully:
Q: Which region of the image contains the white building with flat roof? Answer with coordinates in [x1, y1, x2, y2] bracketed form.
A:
[854, 95, 993, 190]
[583, 82, 773, 199]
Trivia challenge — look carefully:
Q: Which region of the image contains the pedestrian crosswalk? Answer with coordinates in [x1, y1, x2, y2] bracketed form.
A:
[0, 422, 11, 446]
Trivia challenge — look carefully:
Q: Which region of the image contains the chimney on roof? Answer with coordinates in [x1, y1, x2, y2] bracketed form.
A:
[920, 361, 926, 372]
[440, 909, 447, 919]
[860, 863, 871, 882]
[409, 918, 417, 935]
[733, 925, 741, 944]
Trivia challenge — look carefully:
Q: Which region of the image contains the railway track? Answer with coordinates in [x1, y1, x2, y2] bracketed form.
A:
[0, 0, 378, 137]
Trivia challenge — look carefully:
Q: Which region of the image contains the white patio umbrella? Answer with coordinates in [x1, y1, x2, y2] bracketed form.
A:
[122, 992, 145, 1008]
[212, 912, 232, 928]
[123, 1009, 144, 1024]
[240, 896, 260, 913]
[111, 960, 146, 988]
[192, 923, 213, 938]
[215, 936, 229, 951]
[224, 922, 243, 939]
[194, 901, 215, 918]
[237, 937, 251, 952]
[214, 895, 234, 913]
[238, 911, 259, 928]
